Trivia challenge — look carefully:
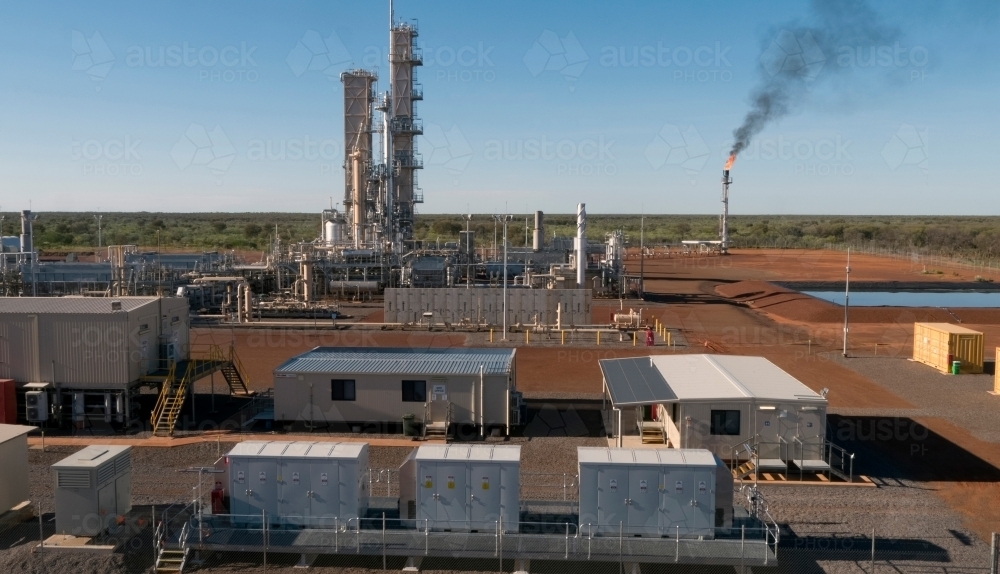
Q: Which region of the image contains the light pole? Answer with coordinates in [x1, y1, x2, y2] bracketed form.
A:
[465, 214, 473, 289]
[493, 214, 512, 340]
[93, 214, 103, 261]
[842, 249, 851, 357]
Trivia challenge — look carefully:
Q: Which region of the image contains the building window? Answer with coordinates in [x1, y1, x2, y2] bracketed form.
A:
[331, 379, 356, 401]
[402, 380, 426, 402]
[710, 410, 740, 435]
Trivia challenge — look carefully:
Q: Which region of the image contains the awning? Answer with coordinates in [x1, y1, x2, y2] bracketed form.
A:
[599, 357, 678, 407]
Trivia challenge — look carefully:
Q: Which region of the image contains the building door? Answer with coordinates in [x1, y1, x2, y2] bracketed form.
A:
[756, 408, 780, 460]
[691, 471, 714, 535]
[230, 462, 250, 517]
[627, 467, 660, 533]
[279, 460, 311, 526]
[660, 469, 691, 536]
[597, 466, 629, 533]
[797, 409, 822, 440]
[469, 464, 500, 530]
[247, 460, 277, 518]
[435, 464, 467, 527]
[418, 467, 436, 523]
[309, 464, 338, 527]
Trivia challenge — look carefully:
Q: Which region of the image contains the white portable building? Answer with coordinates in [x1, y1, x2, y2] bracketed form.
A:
[399, 444, 520, 532]
[0, 424, 33, 513]
[600, 354, 827, 464]
[226, 441, 369, 526]
[577, 447, 730, 538]
[52, 445, 132, 536]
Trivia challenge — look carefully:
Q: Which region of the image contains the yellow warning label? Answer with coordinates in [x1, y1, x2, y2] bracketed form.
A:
[481, 477, 490, 490]
[447, 475, 455, 489]
[424, 475, 433, 488]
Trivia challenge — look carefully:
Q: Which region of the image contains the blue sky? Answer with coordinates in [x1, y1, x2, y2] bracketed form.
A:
[0, 0, 996, 215]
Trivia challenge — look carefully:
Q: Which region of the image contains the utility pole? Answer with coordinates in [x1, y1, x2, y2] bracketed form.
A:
[493, 214, 512, 340]
[94, 214, 103, 261]
[639, 214, 645, 299]
[842, 248, 851, 357]
[465, 214, 472, 289]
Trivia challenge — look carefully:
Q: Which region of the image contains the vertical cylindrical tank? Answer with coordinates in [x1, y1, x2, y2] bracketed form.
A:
[532, 211, 544, 252]
[576, 203, 586, 288]
[20, 210, 32, 253]
[324, 220, 336, 245]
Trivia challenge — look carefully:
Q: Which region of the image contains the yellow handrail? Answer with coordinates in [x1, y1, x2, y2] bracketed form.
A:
[228, 344, 251, 389]
[150, 361, 177, 429]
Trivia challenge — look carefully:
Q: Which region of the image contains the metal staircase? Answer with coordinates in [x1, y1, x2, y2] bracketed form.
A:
[150, 344, 253, 437]
[154, 520, 190, 573]
[639, 421, 666, 444]
[422, 400, 452, 441]
[219, 344, 253, 397]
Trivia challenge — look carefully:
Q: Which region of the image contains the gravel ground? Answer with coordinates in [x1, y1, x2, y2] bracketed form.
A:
[831, 355, 1000, 443]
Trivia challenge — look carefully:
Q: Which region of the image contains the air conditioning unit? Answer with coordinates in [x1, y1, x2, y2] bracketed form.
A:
[26, 390, 48, 422]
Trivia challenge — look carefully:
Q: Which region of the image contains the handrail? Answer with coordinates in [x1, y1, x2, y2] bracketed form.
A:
[150, 361, 178, 430]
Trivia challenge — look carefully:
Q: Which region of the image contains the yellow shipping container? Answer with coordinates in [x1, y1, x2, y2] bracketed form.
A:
[912, 323, 984, 374]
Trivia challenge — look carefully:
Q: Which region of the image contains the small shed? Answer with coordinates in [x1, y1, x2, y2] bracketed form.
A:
[273, 347, 518, 435]
[52, 445, 131, 536]
[600, 354, 828, 462]
[0, 424, 33, 513]
[913, 323, 984, 374]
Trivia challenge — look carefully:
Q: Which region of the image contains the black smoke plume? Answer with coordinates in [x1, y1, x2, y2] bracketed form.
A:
[729, 0, 900, 160]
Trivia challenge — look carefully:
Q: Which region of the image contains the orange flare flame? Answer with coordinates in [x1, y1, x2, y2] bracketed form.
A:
[724, 154, 735, 170]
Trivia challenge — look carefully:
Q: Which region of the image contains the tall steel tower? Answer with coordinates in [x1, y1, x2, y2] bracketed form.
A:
[388, 16, 423, 242]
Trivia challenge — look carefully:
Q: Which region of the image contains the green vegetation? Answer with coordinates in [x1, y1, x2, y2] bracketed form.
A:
[4, 212, 1000, 261]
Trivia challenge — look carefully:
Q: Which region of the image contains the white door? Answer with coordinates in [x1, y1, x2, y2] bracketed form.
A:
[660, 469, 691, 536]
[691, 471, 714, 535]
[230, 462, 251, 517]
[470, 464, 500, 530]
[798, 409, 822, 440]
[418, 466, 436, 522]
[627, 468, 660, 533]
[279, 460, 311, 526]
[309, 464, 338, 527]
[247, 461, 277, 518]
[436, 464, 467, 527]
[338, 464, 359, 520]
[597, 467, 629, 534]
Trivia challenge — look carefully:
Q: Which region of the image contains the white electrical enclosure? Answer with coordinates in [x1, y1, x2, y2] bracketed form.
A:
[399, 444, 520, 532]
[577, 447, 730, 538]
[226, 441, 369, 526]
[52, 445, 132, 536]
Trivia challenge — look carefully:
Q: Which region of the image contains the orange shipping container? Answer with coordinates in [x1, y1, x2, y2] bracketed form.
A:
[912, 323, 983, 374]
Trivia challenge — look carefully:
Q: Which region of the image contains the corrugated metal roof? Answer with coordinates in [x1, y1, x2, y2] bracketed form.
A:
[600, 354, 824, 405]
[275, 347, 516, 376]
[0, 297, 163, 315]
[577, 447, 717, 467]
[0, 424, 34, 444]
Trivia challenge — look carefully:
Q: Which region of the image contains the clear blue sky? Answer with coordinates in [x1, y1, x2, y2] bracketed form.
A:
[0, 0, 996, 215]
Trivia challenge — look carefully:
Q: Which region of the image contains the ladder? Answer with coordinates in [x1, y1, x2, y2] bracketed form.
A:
[732, 459, 757, 480]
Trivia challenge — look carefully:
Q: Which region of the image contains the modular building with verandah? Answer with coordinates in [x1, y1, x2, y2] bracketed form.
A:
[599, 354, 832, 475]
[273, 347, 520, 437]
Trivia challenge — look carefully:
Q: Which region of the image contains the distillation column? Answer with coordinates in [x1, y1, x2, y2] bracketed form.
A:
[389, 22, 423, 241]
[341, 70, 377, 247]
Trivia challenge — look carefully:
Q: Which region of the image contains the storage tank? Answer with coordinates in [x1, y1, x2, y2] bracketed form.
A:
[399, 444, 520, 532]
[577, 447, 730, 538]
[226, 441, 369, 526]
[52, 445, 132, 536]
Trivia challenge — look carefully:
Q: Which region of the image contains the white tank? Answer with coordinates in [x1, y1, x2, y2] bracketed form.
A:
[324, 221, 336, 245]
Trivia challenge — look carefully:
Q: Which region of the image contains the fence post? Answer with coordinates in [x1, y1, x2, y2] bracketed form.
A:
[262, 510, 267, 573]
[565, 522, 569, 559]
[991, 532, 998, 574]
[675, 525, 679, 562]
[619, 521, 623, 574]
[741, 524, 745, 574]
[871, 527, 875, 574]
[382, 512, 386, 571]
